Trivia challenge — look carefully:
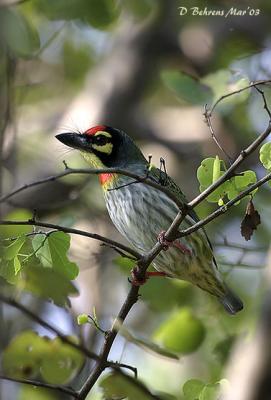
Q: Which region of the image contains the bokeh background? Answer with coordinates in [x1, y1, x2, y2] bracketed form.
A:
[0, 0, 271, 399]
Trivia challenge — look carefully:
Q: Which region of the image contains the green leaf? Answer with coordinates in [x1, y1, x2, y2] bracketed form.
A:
[18, 263, 78, 306]
[161, 70, 212, 105]
[115, 321, 179, 360]
[0, 7, 40, 57]
[100, 372, 156, 400]
[3, 331, 84, 385]
[33, 0, 119, 29]
[63, 40, 93, 85]
[202, 70, 250, 107]
[0, 209, 32, 238]
[183, 379, 205, 400]
[19, 386, 58, 400]
[260, 142, 271, 170]
[199, 383, 220, 400]
[3, 236, 26, 260]
[114, 256, 136, 272]
[40, 337, 84, 384]
[212, 156, 221, 183]
[0, 260, 19, 284]
[140, 278, 192, 312]
[197, 158, 257, 205]
[2, 331, 48, 379]
[233, 170, 257, 189]
[32, 232, 79, 280]
[154, 308, 205, 354]
[14, 256, 21, 275]
[77, 314, 89, 325]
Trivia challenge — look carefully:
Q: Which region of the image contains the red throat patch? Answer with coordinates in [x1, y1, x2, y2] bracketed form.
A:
[99, 173, 114, 186]
[85, 125, 106, 136]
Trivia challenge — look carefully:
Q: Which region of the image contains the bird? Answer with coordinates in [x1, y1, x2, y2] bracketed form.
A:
[56, 125, 243, 314]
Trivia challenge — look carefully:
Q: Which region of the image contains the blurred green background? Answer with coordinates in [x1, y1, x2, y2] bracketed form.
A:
[0, 0, 271, 399]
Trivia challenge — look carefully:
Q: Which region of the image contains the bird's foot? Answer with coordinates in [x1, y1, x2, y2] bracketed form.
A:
[130, 267, 167, 286]
[158, 231, 192, 255]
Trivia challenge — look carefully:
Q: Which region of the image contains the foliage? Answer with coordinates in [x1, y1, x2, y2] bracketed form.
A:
[2, 331, 84, 384]
[197, 157, 257, 206]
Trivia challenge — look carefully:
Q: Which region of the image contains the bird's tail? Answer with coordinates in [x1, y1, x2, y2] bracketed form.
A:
[220, 284, 243, 315]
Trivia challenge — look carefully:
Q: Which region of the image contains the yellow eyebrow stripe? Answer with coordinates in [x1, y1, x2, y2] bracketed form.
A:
[94, 131, 112, 138]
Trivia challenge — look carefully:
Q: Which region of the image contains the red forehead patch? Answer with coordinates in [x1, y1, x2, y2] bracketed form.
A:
[85, 125, 106, 136]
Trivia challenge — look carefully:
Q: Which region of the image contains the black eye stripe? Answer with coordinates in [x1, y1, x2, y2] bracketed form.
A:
[93, 135, 110, 145]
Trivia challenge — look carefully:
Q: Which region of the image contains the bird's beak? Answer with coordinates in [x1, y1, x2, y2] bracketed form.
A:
[55, 132, 90, 151]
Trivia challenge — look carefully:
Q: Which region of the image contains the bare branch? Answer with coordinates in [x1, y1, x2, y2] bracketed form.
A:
[0, 219, 140, 259]
[0, 375, 79, 398]
[0, 166, 184, 209]
[204, 104, 233, 163]
[210, 79, 271, 115]
[0, 294, 99, 360]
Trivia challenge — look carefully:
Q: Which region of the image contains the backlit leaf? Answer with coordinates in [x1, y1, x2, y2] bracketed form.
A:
[260, 142, 271, 170]
[162, 70, 212, 105]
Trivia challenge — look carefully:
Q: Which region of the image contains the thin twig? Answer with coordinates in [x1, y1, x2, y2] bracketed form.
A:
[203, 104, 233, 163]
[0, 220, 140, 259]
[0, 294, 99, 360]
[0, 375, 79, 398]
[210, 79, 271, 115]
[0, 167, 184, 209]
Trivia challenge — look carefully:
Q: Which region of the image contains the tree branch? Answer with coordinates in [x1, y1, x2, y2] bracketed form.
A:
[0, 220, 140, 259]
[178, 171, 271, 238]
[0, 166, 184, 209]
[209, 79, 271, 115]
[0, 294, 99, 361]
[0, 375, 79, 398]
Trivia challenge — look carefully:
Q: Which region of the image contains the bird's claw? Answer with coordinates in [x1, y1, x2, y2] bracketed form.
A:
[158, 231, 192, 256]
[129, 267, 168, 286]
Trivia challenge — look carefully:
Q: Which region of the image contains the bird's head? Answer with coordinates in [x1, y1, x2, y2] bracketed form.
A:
[56, 125, 147, 169]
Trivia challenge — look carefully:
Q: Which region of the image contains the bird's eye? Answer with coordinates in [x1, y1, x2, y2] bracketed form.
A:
[94, 135, 108, 146]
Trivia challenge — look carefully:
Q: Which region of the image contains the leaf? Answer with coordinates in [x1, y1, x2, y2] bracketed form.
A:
[33, 0, 119, 29]
[2, 331, 48, 379]
[0, 260, 19, 284]
[2, 331, 84, 385]
[0, 7, 40, 57]
[0, 209, 33, 238]
[183, 379, 205, 400]
[197, 158, 257, 205]
[241, 199, 261, 241]
[3, 236, 26, 260]
[100, 372, 157, 400]
[14, 256, 21, 275]
[18, 263, 78, 306]
[140, 278, 192, 312]
[260, 142, 271, 170]
[153, 308, 205, 354]
[77, 314, 89, 325]
[161, 70, 212, 105]
[32, 232, 79, 280]
[114, 256, 136, 272]
[40, 337, 84, 384]
[212, 156, 221, 183]
[202, 70, 250, 107]
[213, 336, 235, 364]
[234, 170, 257, 190]
[115, 321, 179, 360]
[19, 386, 58, 400]
[199, 383, 220, 400]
